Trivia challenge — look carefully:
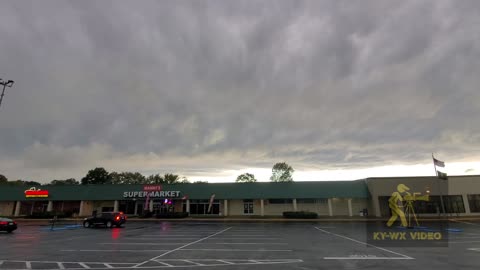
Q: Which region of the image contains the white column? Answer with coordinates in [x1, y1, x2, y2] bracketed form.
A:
[260, 199, 265, 217]
[149, 199, 154, 212]
[328, 198, 333, 216]
[114, 200, 119, 212]
[79, 200, 85, 216]
[293, 199, 297, 211]
[462, 194, 471, 215]
[186, 200, 190, 213]
[348, 199, 353, 217]
[223, 200, 228, 216]
[14, 201, 21, 217]
[47, 201, 53, 212]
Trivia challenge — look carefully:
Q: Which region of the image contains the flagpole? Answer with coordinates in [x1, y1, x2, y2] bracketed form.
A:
[432, 153, 447, 217]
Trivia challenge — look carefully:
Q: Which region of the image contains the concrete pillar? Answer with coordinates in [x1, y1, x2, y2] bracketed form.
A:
[114, 200, 119, 212]
[348, 198, 353, 217]
[224, 200, 228, 216]
[186, 200, 190, 213]
[260, 199, 265, 217]
[47, 201, 53, 212]
[463, 194, 471, 215]
[14, 201, 21, 217]
[134, 201, 138, 215]
[328, 198, 333, 216]
[30, 202, 35, 215]
[293, 198, 298, 211]
[149, 199, 154, 212]
[79, 201, 85, 216]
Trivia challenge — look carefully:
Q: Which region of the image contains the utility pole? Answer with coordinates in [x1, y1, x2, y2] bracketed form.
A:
[0, 78, 15, 109]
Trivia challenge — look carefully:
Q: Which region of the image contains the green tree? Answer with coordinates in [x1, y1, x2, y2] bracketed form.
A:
[270, 162, 294, 182]
[163, 173, 181, 184]
[50, 178, 79, 185]
[146, 174, 164, 184]
[236, 173, 257, 183]
[0, 174, 7, 184]
[81, 167, 112, 185]
[111, 172, 146, 184]
[193, 181, 208, 184]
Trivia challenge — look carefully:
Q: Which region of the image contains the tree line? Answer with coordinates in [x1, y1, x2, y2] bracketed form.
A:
[0, 162, 295, 185]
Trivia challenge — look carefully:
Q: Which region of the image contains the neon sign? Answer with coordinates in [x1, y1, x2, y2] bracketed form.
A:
[24, 187, 49, 198]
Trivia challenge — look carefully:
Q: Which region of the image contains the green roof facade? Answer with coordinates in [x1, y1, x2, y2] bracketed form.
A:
[0, 181, 369, 201]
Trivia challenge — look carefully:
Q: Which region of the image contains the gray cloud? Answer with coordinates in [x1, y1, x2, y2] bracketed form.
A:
[1, 0, 479, 182]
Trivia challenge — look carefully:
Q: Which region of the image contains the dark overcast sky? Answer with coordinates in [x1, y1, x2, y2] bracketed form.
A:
[1, 0, 479, 182]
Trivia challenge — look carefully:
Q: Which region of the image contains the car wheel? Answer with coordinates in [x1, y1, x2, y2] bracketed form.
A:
[83, 221, 91, 228]
[106, 221, 113, 228]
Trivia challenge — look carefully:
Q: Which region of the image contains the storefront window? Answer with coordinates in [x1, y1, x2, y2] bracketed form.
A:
[468, 194, 480, 213]
[186, 199, 220, 215]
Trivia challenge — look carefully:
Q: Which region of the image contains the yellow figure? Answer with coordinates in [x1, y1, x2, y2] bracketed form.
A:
[386, 184, 410, 227]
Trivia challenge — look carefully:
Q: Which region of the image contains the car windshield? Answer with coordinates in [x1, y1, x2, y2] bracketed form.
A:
[1, 1, 479, 269]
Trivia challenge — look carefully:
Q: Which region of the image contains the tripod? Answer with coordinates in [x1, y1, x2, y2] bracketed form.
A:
[404, 200, 419, 228]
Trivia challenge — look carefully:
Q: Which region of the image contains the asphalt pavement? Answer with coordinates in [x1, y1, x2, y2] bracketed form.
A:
[1, 220, 480, 269]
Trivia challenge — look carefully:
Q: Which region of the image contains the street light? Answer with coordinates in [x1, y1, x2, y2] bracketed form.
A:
[0, 78, 15, 109]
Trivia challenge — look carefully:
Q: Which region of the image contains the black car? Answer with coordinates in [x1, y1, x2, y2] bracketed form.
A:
[0, 217, 18, 233]
[83, 212, 126, 228]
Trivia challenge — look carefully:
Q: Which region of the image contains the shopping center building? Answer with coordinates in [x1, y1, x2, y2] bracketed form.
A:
[0, 175, 479, 218]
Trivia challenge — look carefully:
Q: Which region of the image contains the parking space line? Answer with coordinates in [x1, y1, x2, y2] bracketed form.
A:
[180, 248, 292, 252]
[100, 243, 188, 245]
[25, 261, 32, 269]
[182, 260, 204, 266]
[209, 238, 281, 240]
[134, 227, 232, 267]
[0, 261, 3, 267]
[155, 261, 174, 267]
[217, 260, 234, 265]
[450, 240, 480, 244]
[79, 263, 91, 268]
[103, 263, 114, 269]
[314, 227, 414, 260]
[324, 257, 414, 260]
[61, 249, 170, 252]
[58, 262, 66, 269]
[209, 242, 287, 245]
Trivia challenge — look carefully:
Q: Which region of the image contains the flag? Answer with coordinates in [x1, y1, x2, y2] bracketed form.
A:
[207, 193, 216, 214]
[433, 157, 445, 167]
[144, 192, 150, 211]
[437, 170, 448, 180]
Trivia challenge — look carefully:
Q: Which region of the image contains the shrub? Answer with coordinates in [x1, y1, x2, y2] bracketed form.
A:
[283, 211, 318, 219]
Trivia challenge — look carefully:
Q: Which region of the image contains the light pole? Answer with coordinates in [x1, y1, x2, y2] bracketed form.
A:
[0, 78, 15, 109]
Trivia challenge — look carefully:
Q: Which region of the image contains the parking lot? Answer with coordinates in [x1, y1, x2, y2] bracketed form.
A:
[1, 220, 480, 269]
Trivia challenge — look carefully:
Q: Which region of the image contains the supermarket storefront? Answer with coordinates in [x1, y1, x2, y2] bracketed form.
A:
[1, 175, 480, 217]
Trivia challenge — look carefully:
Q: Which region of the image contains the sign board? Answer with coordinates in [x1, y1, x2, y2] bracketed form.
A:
[25, 187, 49, 198]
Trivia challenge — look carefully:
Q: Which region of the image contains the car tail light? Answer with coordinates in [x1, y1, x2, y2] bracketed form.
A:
[115, 216, 120, 221]
[0, 221, 8, 225]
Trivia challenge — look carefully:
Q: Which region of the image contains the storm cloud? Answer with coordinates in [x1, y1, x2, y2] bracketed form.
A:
[0, 0, 479, 182]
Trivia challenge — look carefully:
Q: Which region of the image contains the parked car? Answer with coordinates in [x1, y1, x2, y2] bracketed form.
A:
[0, 217, 18, 233]
[83, 212, 126, 228]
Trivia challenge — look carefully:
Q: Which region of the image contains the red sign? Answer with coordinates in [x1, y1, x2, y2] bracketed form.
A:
[25, 187, 49, 198]
[143, 185, 162, 191]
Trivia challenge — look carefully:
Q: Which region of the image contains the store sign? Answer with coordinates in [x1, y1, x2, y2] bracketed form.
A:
[143, 185, 162, 191]
[25, 187, 49, 198]
[124, 185, 181, 198]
